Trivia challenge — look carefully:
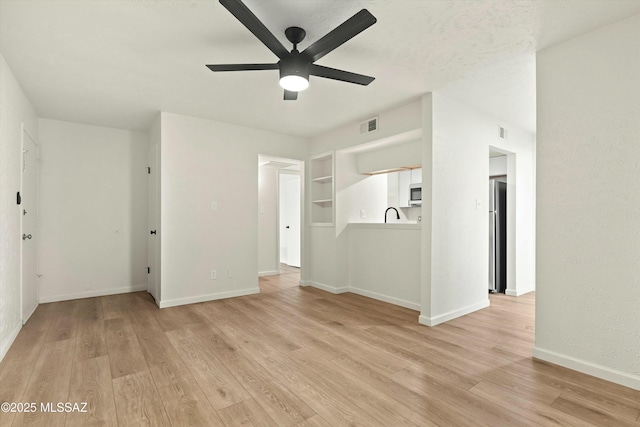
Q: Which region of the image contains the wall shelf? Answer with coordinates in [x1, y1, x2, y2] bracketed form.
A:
[312, 175, 333, 183]
[310, 153, 334, 225]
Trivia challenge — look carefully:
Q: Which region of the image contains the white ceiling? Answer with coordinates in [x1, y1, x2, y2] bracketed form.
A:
[1, 0, 639, 138]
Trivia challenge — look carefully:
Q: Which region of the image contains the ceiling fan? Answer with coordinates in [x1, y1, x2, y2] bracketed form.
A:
[207, 0, 377, 100]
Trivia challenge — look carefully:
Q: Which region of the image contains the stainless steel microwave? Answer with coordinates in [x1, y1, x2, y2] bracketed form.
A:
[409, 184, 422, 206]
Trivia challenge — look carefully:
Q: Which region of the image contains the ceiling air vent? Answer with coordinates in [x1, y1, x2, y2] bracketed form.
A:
[360, 116, 379, 134]
[499, 126, 507, 139]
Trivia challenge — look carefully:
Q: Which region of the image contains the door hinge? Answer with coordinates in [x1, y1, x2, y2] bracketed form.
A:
[147, 167, 151, 174]
[147, 267, 150, 274]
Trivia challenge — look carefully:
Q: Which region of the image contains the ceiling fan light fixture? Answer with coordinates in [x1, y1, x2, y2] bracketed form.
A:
[279, 75, 309, 92]
[278, 57, 310, 92]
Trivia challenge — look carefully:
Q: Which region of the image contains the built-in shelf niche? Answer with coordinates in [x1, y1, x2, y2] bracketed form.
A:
[310, 152, 334, 225]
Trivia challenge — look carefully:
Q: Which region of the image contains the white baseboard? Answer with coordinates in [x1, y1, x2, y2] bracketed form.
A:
[158, 287, 260, 309]
[258, 270, 280, 277]
[505, 288, 534, 297]
[348, 287, 420, 311]
[304, 281, 349, 294]
[419, 299, 490, 327]
[533, 347, 640, 391]
[39, 284, 148, 303]
[22, 302, 38, 324]
[0, 321, 22, 364]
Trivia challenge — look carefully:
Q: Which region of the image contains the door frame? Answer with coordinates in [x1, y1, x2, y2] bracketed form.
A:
[20, 123, 39, 324]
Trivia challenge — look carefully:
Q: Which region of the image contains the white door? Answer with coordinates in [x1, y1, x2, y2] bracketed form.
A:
[279, 173, 301, 268]
[21, 129, 39, 323]
[147, 144, 159, 302]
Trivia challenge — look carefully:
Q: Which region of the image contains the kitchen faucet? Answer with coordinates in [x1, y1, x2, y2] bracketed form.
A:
[385, 207, 400, 223]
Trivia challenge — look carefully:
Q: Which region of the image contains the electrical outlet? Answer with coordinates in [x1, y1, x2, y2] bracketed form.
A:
[210, 270, 217, 280]
[227, 269, 232, 278]
[360, 209, 366, 219]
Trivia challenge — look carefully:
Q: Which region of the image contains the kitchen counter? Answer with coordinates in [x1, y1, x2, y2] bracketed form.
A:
[348, 222, 421, 230]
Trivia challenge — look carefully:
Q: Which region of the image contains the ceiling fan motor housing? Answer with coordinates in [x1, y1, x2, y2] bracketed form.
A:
[279, 54, 310, 83]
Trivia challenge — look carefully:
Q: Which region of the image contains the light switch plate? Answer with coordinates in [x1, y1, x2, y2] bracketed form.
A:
[211, 201, 218, 211]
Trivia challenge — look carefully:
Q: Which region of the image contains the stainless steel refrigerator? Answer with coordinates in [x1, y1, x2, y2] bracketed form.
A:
[489, 179, 507, 293]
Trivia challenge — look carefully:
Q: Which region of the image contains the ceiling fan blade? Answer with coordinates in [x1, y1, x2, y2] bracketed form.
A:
[284, 90, 298, 101]
[301, 9, 376, 63]
[310, 64, 374, 86]
[206, 63, 279, 72]
[219, 0, 290, 59]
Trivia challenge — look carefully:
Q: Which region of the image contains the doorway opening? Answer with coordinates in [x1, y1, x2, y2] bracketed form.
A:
[489, 148, 511, 294]
[258, 155, 303, 292]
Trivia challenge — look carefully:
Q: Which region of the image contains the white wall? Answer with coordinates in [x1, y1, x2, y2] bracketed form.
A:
[310, 100, 422, 154]
[356, 140, 422, 174]
[489, 156, 507, 176]
[535, 14, 640, 390]
[349, 225, 421, 310]
[37, 119, 149, 302]
[159, 112, 308, 307]
[258, 165, 278, 275]
[306, 100, 423, 292]
[0, 54, 38, 362]
[420, 92, 536, 326]
[336, 152, 388, 229]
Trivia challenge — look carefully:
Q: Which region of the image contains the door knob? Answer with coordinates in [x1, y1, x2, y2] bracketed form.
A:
[150, 230, 157, 235]
[22, 234, 32, 240]
[286, 226, 290, 229]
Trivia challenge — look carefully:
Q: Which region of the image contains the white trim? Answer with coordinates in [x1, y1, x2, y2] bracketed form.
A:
[158, 287, 260, 309]
[22, 302, 37, 325]
[348, 286, 420, 311]
[0, 322, 22, 363]
[39, 284, 147, 303]
[258, 270, 280, 277]
[303, 281, 349, 294]
[505, 288, 534, 297]
[419, 299, 490, 327]
[533, 347, 640, 392]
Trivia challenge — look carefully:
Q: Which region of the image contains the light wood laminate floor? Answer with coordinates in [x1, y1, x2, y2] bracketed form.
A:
[1, 272, 639, 426]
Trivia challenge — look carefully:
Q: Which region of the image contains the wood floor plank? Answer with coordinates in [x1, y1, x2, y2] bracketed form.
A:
[227, 324, 386, 427]
[12, 339, 75, 427]
[390, 362, 530, 427]
[216, 398, 279, 427]
[0, 321, 49, 426]
[187, 324, 316, 426]
[74, 319, 107, 361]
[153, 304, 208, 332]
[104, 317, 148, 379]
[155, 378, 226, 426]
[288, 348, 429, 427]
[65, 355, 118, 427]
[164, 327, 251, 410]
[551, 392, 640, 427]
[469, 379, 596, 426]
[112, 370, 171, 426]
[293, 415, 331, 427]
[43, 313, 78, 342]
[2, 272, 640, 426]
[331, 352, 478, 426]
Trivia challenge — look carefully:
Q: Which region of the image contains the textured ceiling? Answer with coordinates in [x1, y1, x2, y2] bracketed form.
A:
[1, 0, 639, 138]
